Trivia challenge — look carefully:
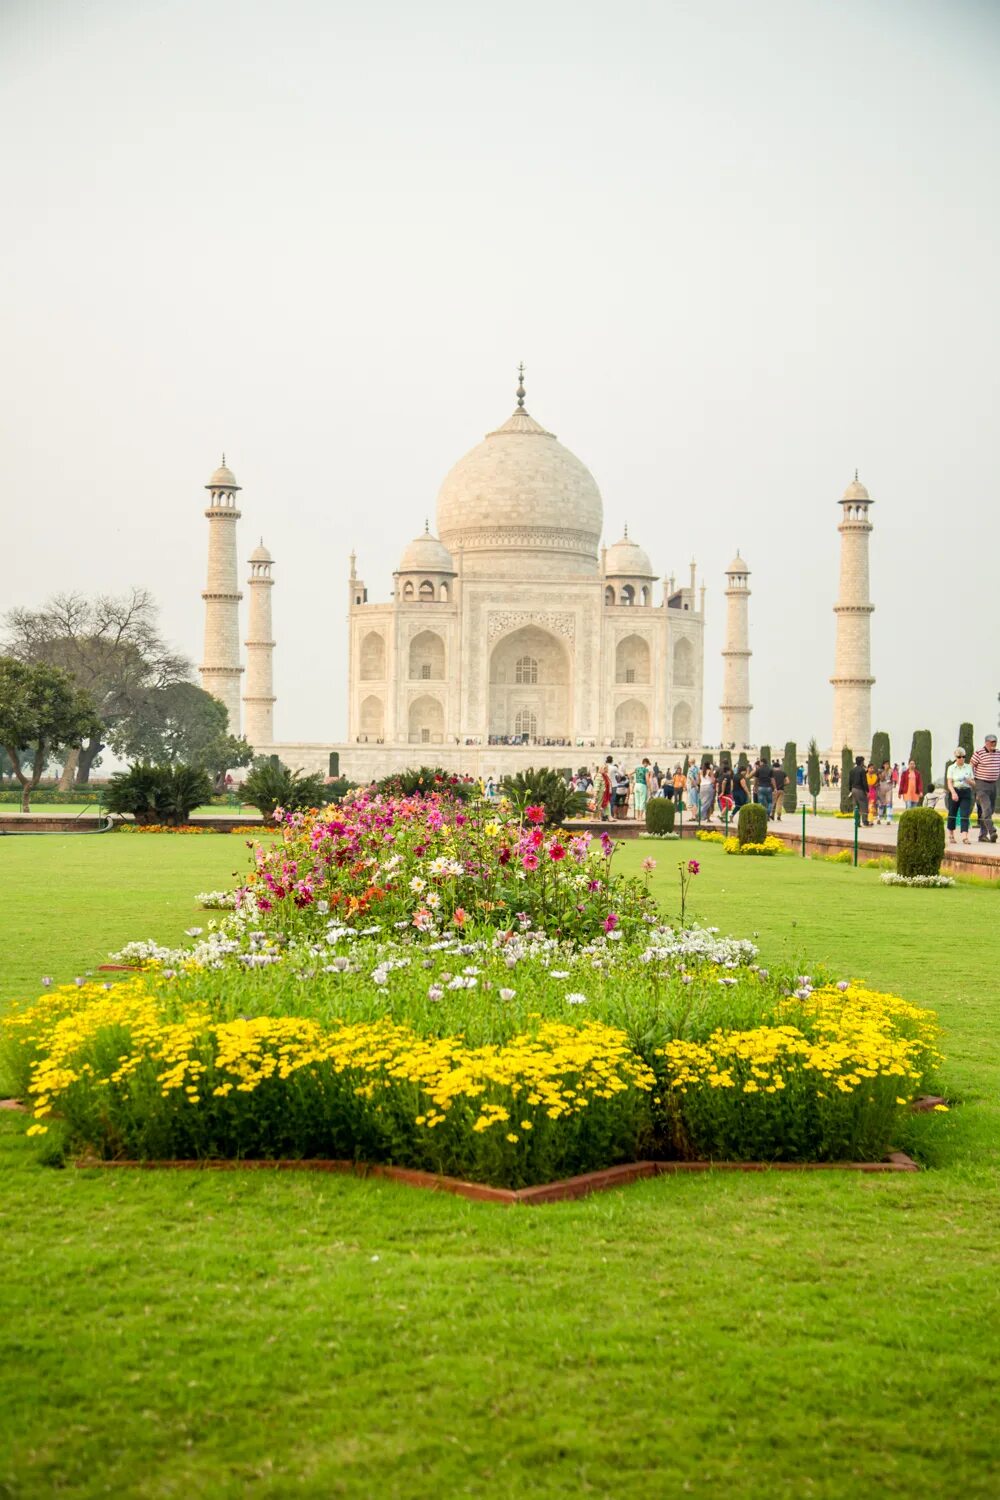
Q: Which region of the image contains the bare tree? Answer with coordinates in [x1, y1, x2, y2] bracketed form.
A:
[2, 589, 190, 784]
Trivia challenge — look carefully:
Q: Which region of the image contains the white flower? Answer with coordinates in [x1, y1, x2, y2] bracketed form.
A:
[551, 970, 569, 980]
[185, 927, 203, 937]
[427, 986, 444, 1000]
[499, 988, 516, 1001]
[566, 992, 588, 1005]
[409, 876, 427, 893]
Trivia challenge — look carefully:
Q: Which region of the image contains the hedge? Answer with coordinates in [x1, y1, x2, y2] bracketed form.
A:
[783, 741, 797, 813]
[910, 730, 932, 794]
[737, 802, 767, 846]
[897, 807, 945, 878]
[840, 747, 853, 813]
[645, 799, 676, 835]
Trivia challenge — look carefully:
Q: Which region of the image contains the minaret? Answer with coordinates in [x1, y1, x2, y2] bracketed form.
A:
[243, 540, 275, 746]
[720, 552, 752, 747]
[200, 457, 243, 734]
[831, 473, 875, 754]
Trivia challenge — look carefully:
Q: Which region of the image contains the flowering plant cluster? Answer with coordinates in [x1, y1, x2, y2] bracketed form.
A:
[722, 835, 788, 857]
[115, 824, 268, 837]
[880, 872, 955, 888]
[240, 793, 654, 945]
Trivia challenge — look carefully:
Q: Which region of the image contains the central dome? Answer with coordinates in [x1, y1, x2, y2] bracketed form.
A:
[435, 405, 604, 577]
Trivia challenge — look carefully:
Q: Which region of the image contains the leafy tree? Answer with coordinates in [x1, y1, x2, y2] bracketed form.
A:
[783, 741, 797, 813]
[840, 747, 853, 812]
[2, 589, 189, 784]
[109, 681, 252, 790]
[871, 730, 890, 769]
[0, 658, 100, 812]
[105, 763, 213, 826]
[241, 762, 329, 823]
[910, 729, 933, 793]
[501, 767, 587, 827]
[807, 739, 822, 811]
[958, 722, 974, 760]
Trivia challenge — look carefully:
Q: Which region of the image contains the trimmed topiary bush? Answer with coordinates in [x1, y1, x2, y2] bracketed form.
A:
[897, 806, 945, 878]
[645, 798, 676, 835]
[840, 747, 853, 813]
[807, 738, 821, 810]
[958, 722, 974, 761]
[783, 741, 797, 814]
[910, 730, 932, 795]
[760, 745, 772, 768]
[871, 731, 890, 770]
[737, 751, 748, 774]
[737, 802, 767, 846]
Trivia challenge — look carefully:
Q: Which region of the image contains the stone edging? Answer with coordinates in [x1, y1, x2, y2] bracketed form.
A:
[68, 1152, 918, 1205]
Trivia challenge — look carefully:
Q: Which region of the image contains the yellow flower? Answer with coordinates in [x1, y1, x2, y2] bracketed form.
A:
[520, 1120, 533, 1130]
[26, 1123, 48, 1137]
[506, 1132, 519, 1143]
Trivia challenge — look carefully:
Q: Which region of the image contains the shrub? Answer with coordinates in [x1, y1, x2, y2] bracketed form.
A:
[645, 798, 676, 835]
[242, 762, 328, 822]
[760, 745, 772, 768]
[737, 751, 748, 774]
[783, 741, 797, 813]
[871, 731, 890, 770]
[897, 807, 945, 878]
[840, 747, 853, 812]
[737, 802, 767, 846]
[376, 767, 477, 801]
[958, 722, 974, 760]
[105, 763, 212, 826]
[910, 730, 932, 794]
[807, 739, 821, 807]
[501, 767, 587, 827]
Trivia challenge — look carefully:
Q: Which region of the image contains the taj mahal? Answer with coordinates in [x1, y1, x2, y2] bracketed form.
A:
[197, 371, 876, 779]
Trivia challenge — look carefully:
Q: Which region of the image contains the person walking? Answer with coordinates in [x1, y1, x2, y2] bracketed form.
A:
[598, 758, 613, 821]
[876, 761, 894, 825]
[971, 732, 999, 843]
[671, 765, 686, 807]
[897, 758, 923, 810]
[699, 765, 717, 822]
[945, 748, 975, 844]
[771, 758, 786, 821]
[733, 762, 751, 810]
[848, 755, 870, 825]
[633, 758, 650, 819]
[753, 758, 774, 818]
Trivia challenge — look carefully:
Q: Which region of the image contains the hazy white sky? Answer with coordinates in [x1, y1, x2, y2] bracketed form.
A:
[2, 0, 998, 764]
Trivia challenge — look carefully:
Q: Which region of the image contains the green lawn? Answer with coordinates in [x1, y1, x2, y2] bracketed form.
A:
[1, 836, 998, 1499]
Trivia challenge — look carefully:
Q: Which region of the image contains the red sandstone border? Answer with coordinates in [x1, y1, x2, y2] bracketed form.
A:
[67, 1151, 918, 1204]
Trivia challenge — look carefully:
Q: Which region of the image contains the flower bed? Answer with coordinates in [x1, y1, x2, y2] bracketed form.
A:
[1, 791, 948, 1184]
[880, 872, 955, 888]
[723, 835, 787, 856]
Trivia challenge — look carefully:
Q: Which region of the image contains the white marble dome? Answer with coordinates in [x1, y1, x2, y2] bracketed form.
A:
[398, 529, 455, 574]
[605, 532, 654, 578]
[207, 460, 239, 490]
[435, 406, 604, 577]
[842, 476, 870, 502]
[726, 551, 749, 574]
[249, 541, 272, 563]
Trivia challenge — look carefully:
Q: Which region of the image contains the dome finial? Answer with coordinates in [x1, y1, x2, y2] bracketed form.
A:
[222, 452, 226, 466]
[516, 362, 525, 409]
[854, 467, 859, 482]
[624, 521, 629, 539]
[424, 517, 429, 534]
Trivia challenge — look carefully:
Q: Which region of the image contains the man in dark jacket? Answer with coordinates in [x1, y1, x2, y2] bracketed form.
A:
[848, 755, 870, 826]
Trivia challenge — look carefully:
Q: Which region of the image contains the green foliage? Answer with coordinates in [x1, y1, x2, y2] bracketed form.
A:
[737, 750, 748, 773]
[375, 766, 477, 801]
[110, 681, 253, 784]
[645, 798, 676, 835]
[105, 763, 213, 826]
[701, 752, 713, 771]
[737, 802, 767, 846]
[783, 741, 797, 813]
[958, 723, 974, 760]
[719, 750, 732, 773]
[871, 731, 890, 769]
[840, 747, 853, 812]
[501, 766, 587, 827]
[910, 730, 933, 793]
[682, 754, 690, 776]
[0, 657, 100, 811]
[807, 739, 822, 805]
[760, 745, 771, 767]
[897, 807, 946, 878]
[241, 762, 329, 822]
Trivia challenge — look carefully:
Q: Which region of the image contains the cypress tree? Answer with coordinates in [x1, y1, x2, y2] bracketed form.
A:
[682, 754, 690, 777]
[840, 746, 853, 812]
[719, 749, 732, 773]
[783, 741, 797, 813]
[760, 744, 772, 767]
[959, 722, 974, 760]
[871, 730, 890, 769]
[737, 750, 749, 773]
[910, 730, 933, 793]
[807, 738, 821, 811]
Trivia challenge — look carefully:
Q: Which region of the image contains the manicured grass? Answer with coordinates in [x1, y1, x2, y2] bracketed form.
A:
[2, 836, 998, 1498]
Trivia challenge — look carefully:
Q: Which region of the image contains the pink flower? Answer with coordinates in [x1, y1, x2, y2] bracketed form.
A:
[525, 804, 546, 824]
[687, 859, 700, 875]
[642, 856, 657, 872]
[604, 912, 619, 933]
[600, 832, 613, 857]
[453, 907, 468, 927]
[522, 852, 540, 871]
[549, 843, 566, 862]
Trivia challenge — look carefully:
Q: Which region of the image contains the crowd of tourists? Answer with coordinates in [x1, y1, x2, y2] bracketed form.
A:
[574, 755, 799, 823]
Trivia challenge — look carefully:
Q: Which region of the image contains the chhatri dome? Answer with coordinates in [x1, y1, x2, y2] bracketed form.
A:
[841, 473, 870, 503]
[398, 523, 455, 575]
[435, 366, 603, 577]
[207, 457, 239, 490]
[605, 527, 654, 579]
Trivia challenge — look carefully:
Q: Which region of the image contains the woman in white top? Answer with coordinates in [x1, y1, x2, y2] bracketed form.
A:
[946, 749, 975, 844]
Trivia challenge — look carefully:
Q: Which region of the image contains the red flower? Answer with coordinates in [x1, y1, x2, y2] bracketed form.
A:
[453, 907, 468, 926]
[687, 859, 700, 875]
[525, 804, 546, 824]
[498, 846, 512, 865]
[604, 912, 619, 932]
[549, 843, 566, 861]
